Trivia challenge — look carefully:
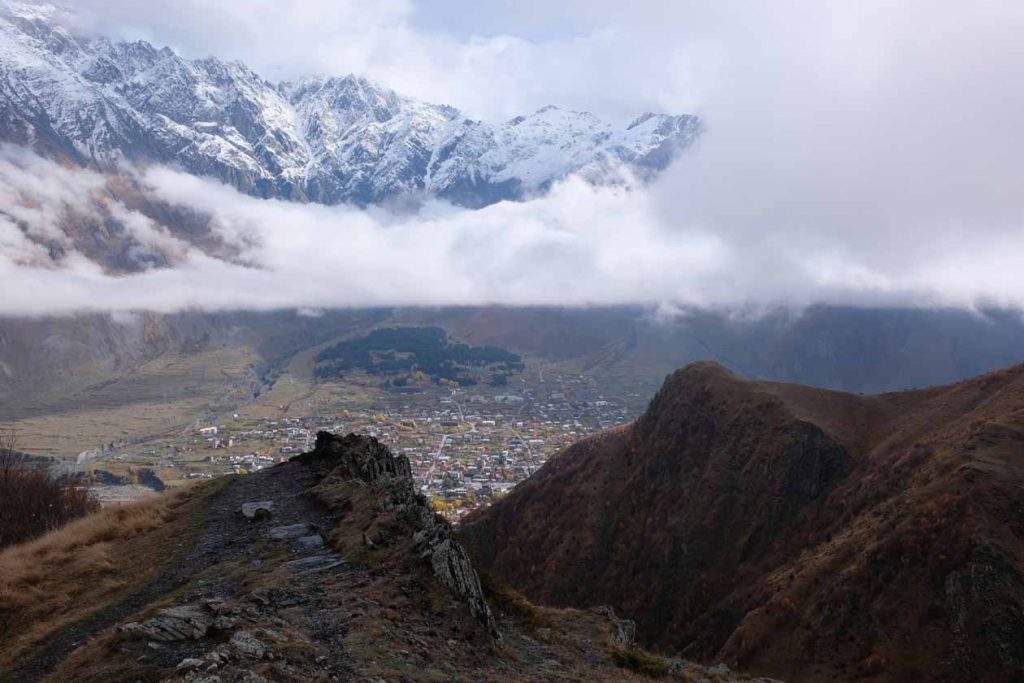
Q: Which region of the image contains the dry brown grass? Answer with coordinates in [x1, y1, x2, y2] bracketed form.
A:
[0, 479, 221, 669]
[609, 647, 670, 678]
[4, 346, 259, 458]
[44, 629, 153, 683]
[477, 569, 550, 634]
[312, 473, 395, 565]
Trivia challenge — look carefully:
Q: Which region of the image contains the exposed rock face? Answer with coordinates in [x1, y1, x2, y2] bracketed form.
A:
[120, 605, 214, 642]
[228, 630, 265, 659]
[301, 431, 412, 482]
[410, 502, 500, 639]
[299, 432, 499, 638]
[174, 658, 203, 671]
[461, 361, 1024, 682]
[295, 535, 323, 549]
[281, 554, 344, 574]
[596, 606, 637, 648]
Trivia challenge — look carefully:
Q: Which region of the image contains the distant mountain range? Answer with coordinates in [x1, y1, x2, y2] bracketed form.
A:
[0, 1, 699, 208]
[460, 361, 1024, 682]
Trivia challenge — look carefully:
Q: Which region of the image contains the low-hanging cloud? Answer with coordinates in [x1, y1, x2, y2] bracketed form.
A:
[0, 150, 730, 314]
[2, 0, 1024, 315]
[1, 140, 1023, 316]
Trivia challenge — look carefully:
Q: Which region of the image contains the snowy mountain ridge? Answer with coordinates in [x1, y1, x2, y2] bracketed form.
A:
[0, 0, 700, 207]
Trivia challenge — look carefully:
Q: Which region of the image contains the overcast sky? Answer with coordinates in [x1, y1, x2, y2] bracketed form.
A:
[63, 0, 709, 121]
[3, 0, 1024, 314]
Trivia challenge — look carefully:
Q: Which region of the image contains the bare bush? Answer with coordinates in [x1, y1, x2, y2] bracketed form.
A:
[0, 428, 99, 549]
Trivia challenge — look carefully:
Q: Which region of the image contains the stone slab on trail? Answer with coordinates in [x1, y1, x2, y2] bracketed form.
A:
[296, 534, 324, 549]
[119, 605, 213, 642]
[282, 554, 345, 574]
[267, 523, 312, 539]
[240, 501, 274, 519]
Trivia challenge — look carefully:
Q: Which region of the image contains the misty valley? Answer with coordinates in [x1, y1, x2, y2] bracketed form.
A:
[2, 1, 1024, 682]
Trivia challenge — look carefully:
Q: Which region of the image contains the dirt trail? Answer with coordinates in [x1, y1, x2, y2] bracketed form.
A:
[5, 459, 346, 682]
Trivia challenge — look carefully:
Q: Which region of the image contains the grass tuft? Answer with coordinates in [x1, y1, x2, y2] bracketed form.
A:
[477, 570, 550, 633]
[610, 647, 670, 678]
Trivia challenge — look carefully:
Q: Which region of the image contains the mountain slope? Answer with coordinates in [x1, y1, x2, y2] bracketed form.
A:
[459, 361, 1024, 682]
[0, 432, 769, 683]
[0, 1, 699, 207]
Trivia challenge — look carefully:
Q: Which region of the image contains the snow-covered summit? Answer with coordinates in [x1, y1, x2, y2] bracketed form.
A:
[0, 0, 700, 207]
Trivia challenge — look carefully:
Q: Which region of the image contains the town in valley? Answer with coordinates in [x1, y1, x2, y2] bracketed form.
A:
[73, 353, 640, 520]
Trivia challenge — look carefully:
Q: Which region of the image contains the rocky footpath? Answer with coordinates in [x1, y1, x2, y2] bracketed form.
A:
[102, 455, 355, 683]
[97, 432, 507, 682]
[4, 429, 779, 682]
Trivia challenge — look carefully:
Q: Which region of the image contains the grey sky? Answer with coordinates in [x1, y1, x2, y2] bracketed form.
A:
[60, 0, 706, 120]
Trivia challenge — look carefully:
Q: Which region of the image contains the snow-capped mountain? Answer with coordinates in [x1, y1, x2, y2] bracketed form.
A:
[0, 1, 700, 207]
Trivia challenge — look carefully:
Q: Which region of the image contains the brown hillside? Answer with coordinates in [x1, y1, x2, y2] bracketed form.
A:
[459, 361, 1024, 682]
[0, 432, 769, 683]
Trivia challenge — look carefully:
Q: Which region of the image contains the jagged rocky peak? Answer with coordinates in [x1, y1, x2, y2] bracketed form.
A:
[0, 0, 700, 207]
[284, 74, 457, 124]
[298, 430, 415, 482]
[634, 361, 852, 501]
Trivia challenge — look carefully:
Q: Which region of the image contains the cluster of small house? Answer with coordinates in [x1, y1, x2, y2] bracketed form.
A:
[180, 375, 632, 517]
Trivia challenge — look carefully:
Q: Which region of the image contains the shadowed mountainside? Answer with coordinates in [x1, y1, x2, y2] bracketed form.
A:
[460, 361, 1024, 682]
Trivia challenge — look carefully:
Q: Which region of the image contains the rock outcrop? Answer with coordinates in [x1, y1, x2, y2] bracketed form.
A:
[298, 431, 500, 638]
[595, 606, 637, 648]
[120, 605, 214, 642]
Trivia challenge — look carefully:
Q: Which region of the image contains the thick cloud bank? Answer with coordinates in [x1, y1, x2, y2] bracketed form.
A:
[2, 0, 1024, 314]
[0, 142, 1023, 315]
